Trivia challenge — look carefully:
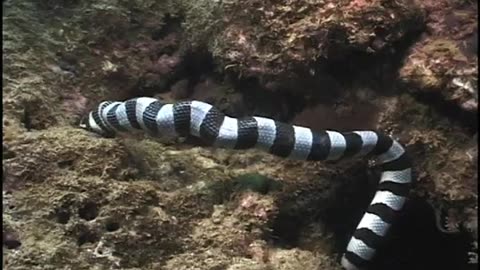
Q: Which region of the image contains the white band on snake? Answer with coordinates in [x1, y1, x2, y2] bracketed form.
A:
[83, 97, 413, 270]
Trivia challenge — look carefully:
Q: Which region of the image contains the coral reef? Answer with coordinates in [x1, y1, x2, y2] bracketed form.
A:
[3, 0, 477, 269]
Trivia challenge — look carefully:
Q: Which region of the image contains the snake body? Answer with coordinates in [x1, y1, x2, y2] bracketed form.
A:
[84, 97, 413, 270]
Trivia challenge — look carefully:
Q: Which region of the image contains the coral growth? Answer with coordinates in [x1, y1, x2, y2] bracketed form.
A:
[399, 0, 478, 112]
[2, 0, 477, 269]
[188, 0, 425, 80]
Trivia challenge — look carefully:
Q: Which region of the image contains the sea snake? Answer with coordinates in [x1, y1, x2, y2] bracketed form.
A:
[82, 97, 413, 270]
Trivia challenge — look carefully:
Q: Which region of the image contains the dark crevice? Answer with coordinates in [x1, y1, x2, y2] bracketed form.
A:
[105, 220, 120, 232]
[3, 232, 22, 249]
[324, 27, 425, 96]
[58, 159, 74, 169]
[182, 49, 216, 92]
[78, 201, 99, 221]
[263, 164, 476, 270]
[21, 106, 32, 131]
[151, 14, 183, 41]
[265, 179, 338, 250]
[406, 87, 478, 134]
[268, 212, 304, 248]
[56, 208, 71, 224]
[77, 230, 98, 246]
[3, 144, 16, 159]
[323, 167, 476, 270]
[129, 49, 215, 101]
[370, 198, 476, 270]
[322, 165, 374, 250]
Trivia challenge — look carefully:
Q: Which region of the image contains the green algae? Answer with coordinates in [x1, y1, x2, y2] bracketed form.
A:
[232, 173, 283, 195]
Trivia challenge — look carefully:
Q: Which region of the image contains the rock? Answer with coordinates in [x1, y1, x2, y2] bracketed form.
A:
[184, 0, 424, 80]
[3, 0, 477, 269]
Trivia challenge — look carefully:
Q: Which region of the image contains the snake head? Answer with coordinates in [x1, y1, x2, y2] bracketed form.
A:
[79, 101, 116, 138]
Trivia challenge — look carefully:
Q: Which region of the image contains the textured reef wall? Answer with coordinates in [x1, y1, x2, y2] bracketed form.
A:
[3, 0, 477, 269]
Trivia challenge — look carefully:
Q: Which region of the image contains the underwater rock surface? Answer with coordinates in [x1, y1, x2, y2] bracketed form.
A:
[3, 0, 477, 269]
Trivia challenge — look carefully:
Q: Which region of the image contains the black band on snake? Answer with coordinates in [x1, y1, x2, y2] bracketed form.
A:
[82, 97, 413, 270]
